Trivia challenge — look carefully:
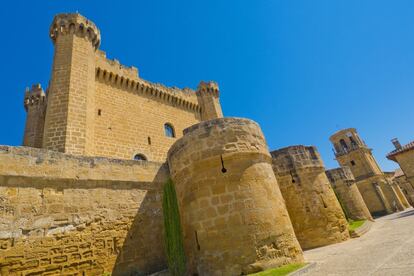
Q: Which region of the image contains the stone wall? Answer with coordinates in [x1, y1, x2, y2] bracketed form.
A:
[393, 172, 414, 206]
[0, 146, 167, 275]
[388, 180, 411, 209]
[168, 118, 303, 275]
[391, 150, 414, 188]
[93, 72, 201, 162]
[271, 146, 349, 250]
[325, 167, 373, 221]
[354, 178, 391, 217]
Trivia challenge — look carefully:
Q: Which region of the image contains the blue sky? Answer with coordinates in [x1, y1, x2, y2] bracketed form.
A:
[0, 1, 412, 171]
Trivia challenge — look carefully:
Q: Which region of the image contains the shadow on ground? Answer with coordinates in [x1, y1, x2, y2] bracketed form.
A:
[391, 209, 414, 220]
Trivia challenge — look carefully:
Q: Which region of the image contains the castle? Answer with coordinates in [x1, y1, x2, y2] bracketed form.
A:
[0, 13, 413, 276]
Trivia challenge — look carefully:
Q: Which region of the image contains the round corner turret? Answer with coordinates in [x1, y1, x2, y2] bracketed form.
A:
[325, 167, 355, 183]
[24, 84, 46, 111]
[271, 145, 324, 175]
[195, 81, 223, 121]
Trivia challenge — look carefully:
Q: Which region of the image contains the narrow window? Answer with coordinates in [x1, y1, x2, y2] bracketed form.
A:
[194, 231, 201, 251]
[320, 196, 328, 208]
[98, 109, 102, 116]
[133, 154, 147, 161]
[148, 137, 152, 145]
[164, 123, 175, 138]
[340, 139, 348, 152]
[349, 136, 357, 146]
[334, 143, 341, 153]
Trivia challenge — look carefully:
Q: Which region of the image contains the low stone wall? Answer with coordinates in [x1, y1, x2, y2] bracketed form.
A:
[0, 146, 168, 275]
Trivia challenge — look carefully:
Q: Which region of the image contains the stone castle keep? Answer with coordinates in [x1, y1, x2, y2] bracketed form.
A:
[1, 12, 413, 276]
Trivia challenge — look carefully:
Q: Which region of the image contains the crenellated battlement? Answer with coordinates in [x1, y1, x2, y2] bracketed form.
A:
[95, 53, 201, 113]
[24, 84, 46, 111]
[50, 13, 101, 49]
[196, 80, 220, 98]
[271, 145, 324, 175]
[326, 167, 355, 183]
[96, 50, 139, 79]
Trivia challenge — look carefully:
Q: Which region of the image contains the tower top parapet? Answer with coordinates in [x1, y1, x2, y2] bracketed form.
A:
[329, 128, 369, 157]
[24, 84, 46, 111]
[50, 13, 101, 49]
[271, 145, 324, 173]
[196, 81, 219, 97]
[326, 167, 355, 183]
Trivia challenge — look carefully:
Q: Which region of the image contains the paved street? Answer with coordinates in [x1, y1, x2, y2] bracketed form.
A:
[303, 208, 414, 276]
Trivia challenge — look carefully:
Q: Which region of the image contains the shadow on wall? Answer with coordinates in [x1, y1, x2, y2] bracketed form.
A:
[112, 167, 168, 276]
[0, 167, 168, 275]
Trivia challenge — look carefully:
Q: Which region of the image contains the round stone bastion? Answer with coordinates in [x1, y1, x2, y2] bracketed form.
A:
[167, 118, 304, 276]
[271, 145, 350, 250]
[326, 167, 373, 221]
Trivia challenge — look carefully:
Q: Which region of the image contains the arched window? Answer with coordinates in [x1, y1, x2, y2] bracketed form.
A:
[349, 136, 357, 146]
[339, 139, 348, 152]
[133, 154, 147, 161]
[334, 143, 341, 153]
[164, 123, 175, 138]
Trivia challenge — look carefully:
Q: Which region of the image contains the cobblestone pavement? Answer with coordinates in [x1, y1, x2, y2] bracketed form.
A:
[303, 208, 414, 276]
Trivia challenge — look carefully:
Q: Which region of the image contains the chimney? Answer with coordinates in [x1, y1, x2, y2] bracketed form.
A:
[391, 138, 402, 150]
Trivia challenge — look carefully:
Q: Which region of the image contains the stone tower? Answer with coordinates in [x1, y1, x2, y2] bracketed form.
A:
[330, 128, 406, 216]
[23, 84, 47, 148]
[196, 81, 223, 121]
[168, 118, 303, 275]
[325, 167, 373, 221]
[43, 13, 100, 155]
[271, 145, 350, 250]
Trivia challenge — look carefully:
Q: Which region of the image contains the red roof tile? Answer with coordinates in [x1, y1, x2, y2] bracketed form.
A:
[387, 141, 414, 161]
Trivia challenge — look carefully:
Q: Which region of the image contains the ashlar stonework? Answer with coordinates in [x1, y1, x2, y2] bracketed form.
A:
[387, 139, 414, 205]
[0, 146, 168, 275]
[271, 146, 350, 250]
[325, 167, 373, 221]
[167, 118, 304, 275]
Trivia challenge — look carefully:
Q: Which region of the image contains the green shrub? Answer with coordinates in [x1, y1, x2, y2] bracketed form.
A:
[348, 220, 365, 232]
[248, 263, 306, 276]
[162, 179, 186, 276]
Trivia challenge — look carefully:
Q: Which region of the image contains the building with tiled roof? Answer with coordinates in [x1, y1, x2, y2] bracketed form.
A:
[387, 138, 414, 204]
[390, 168, 414, 206]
